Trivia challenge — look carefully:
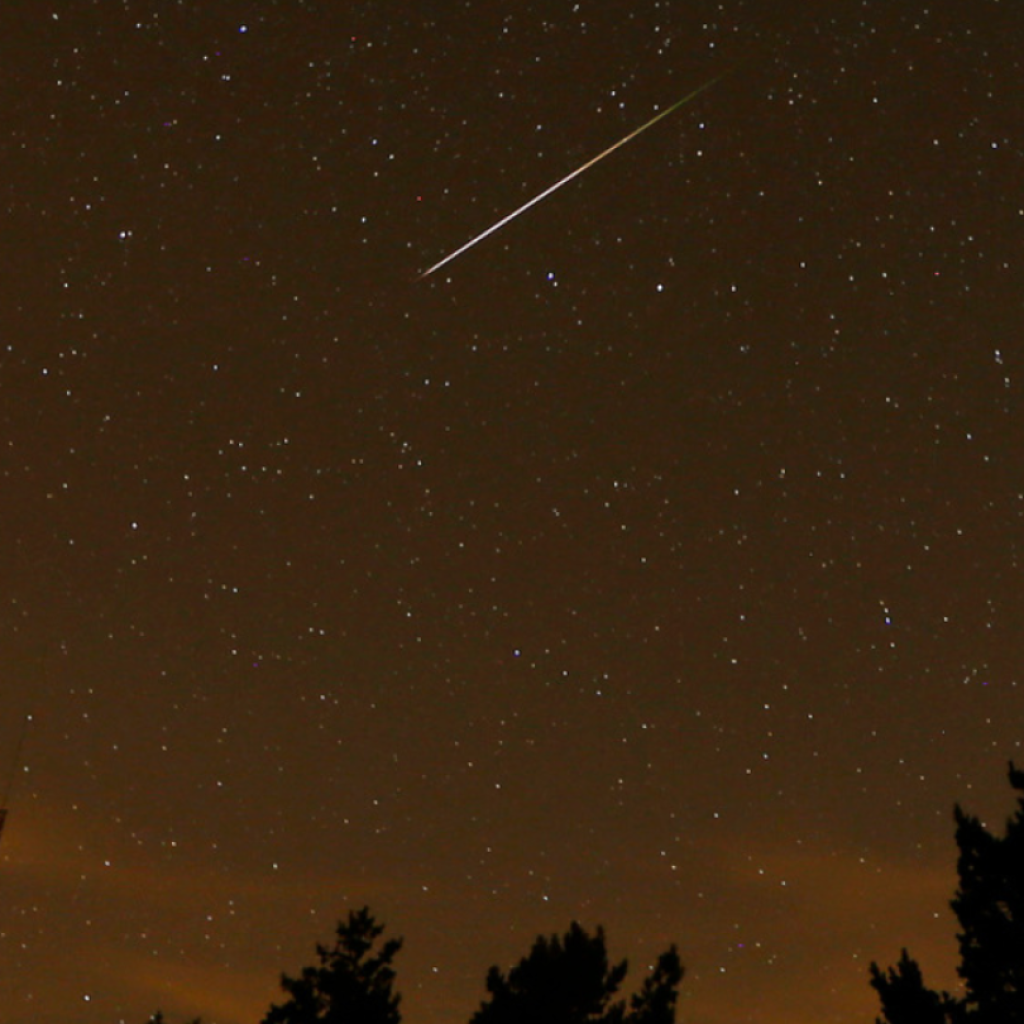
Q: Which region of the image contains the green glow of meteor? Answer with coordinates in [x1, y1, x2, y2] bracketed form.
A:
[418, 69, 732, 280]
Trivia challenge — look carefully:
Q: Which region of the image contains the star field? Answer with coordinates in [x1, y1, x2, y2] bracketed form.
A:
[1, 2, 1023, 1023]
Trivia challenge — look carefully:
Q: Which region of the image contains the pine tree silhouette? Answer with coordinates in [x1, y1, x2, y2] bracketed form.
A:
[871, 763, 1024, 1024]
[262, 907, 402, 1024]
[469, 921, 683, 1024]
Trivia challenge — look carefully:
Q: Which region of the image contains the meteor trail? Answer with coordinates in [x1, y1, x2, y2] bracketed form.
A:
[418, 69, 732, 280]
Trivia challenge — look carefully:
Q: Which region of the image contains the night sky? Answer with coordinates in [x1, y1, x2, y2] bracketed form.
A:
[3, 2, 1023, 1023]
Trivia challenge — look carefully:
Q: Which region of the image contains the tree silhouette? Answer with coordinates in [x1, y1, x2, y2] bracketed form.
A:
[626, 946, 684, 1024]
[869, 950, 957, 1024]
[469, 921, 683, 1024]
[952, 764, 1024, 1023]
[870, 762, 1024, 1024]
[262, 906, 402, 1024]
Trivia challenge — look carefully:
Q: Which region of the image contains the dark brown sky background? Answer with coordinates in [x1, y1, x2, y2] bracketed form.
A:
[2, 2, 1022, 1022]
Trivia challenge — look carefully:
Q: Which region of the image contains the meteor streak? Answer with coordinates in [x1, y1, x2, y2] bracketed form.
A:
[418, 69, 732, 280]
